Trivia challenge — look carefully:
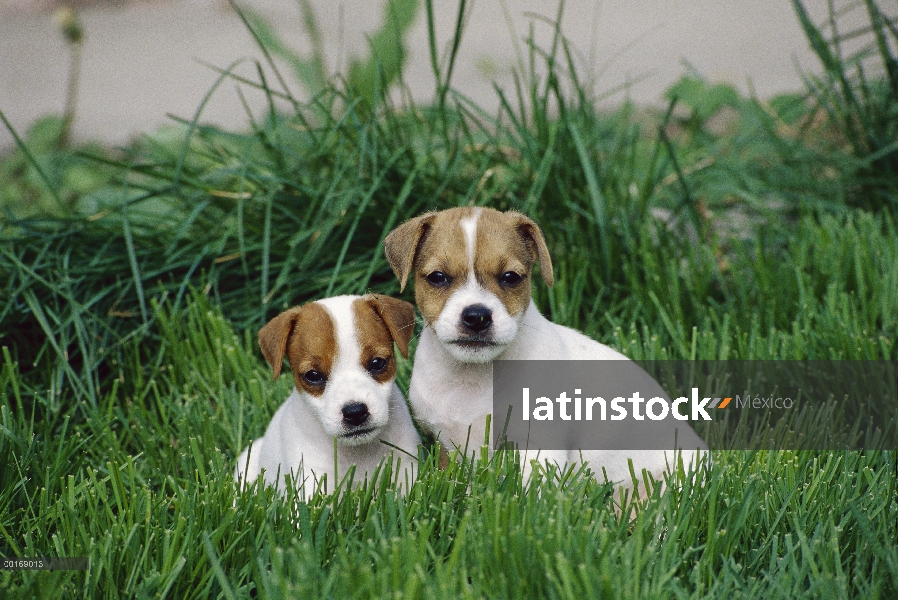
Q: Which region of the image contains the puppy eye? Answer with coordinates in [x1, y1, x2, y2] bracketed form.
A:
[499, 271, 523, 286]
[426, 271, 450, 286]
[303, 370, 326, 385]
[367, 357, 388, 374]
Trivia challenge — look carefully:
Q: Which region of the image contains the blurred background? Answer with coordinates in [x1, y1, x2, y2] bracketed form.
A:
[0, 0, 876, 150]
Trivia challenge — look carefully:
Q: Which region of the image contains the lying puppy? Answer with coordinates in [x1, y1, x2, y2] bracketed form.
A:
[234, 294, 421, 497]
[384, 207, 706, 486]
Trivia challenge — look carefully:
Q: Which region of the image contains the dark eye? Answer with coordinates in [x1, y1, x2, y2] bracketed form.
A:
[426, 271, 450, 286]
[499, 271, 523, 286]
[367, 357, 388, 374]
[303, 370, 326, 385]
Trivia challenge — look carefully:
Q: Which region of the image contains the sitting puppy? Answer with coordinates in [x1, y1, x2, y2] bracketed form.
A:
[384, 207, 706, 487]
[234, 294, 421, 497]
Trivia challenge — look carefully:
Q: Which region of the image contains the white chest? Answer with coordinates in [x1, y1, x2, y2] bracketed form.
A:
[407, 330, 495, 450]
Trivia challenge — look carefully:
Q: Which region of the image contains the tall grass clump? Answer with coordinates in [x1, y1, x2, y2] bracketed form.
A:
[791, 0, 898, 212]
[652, 3, 898, 219]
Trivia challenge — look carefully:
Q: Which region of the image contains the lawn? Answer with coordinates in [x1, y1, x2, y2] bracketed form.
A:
[1, 1, 897, 598]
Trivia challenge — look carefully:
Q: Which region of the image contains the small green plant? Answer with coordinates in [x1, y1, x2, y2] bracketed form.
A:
[0, 115, 112, 222]
[234, 0, 421, 114]
[55, 6, 85, 148]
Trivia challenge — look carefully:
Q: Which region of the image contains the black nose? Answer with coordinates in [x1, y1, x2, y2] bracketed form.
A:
[342, 402, 370, 426]
[461, 304, 492, 333]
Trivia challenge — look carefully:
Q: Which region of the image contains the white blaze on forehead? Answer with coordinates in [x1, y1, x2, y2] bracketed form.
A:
[316, 295, 360, 369]
[459, 208, 482, 277]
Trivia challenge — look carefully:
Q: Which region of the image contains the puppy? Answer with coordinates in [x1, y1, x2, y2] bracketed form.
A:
[234, 294, 421, 497]
[384, 207, 706, 487]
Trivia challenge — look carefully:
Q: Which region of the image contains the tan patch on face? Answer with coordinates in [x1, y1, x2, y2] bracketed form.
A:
[412, 207, 480, 324]
[352, 297, 398, 384]
[474, 210, 534, 318]
[280, 302, 337, 397]
[363, 294, 416, 358]
[383, 212, 437, 292]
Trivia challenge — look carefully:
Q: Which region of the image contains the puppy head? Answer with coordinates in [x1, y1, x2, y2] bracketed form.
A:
[258, 294, 415, 445]
[383, 207, 552, 363]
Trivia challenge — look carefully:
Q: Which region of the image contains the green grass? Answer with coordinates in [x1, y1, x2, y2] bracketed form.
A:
[1, 1, 897, 597]
[1, 295, 896, 598]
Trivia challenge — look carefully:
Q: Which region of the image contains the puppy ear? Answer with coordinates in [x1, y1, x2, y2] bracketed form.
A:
[383, 212, 436, 292]
[510, 212, 554, 287]
[366, 294, 416, 359]
[257, 308, 301, 380]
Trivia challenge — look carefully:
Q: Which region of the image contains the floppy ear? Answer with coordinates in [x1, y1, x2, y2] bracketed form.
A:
[366, 294, 416, 358]
[383, 212, 436, 292]
[509, 212, 554, 287]
[257, 308, 301, 380]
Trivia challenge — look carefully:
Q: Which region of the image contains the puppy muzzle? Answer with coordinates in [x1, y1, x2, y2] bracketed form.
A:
[338, 401, 385, 443]
[341, 402, 370, 426]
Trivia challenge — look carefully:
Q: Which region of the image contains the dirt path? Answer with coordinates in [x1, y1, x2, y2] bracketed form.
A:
[0, 0, 869, 150]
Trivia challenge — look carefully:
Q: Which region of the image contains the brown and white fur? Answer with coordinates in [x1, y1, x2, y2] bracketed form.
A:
[234, 294, 421, 497]
[384, 207, 707, 487]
